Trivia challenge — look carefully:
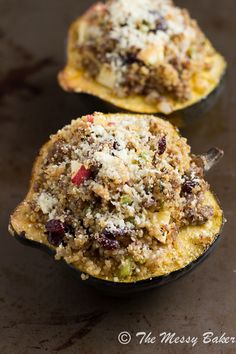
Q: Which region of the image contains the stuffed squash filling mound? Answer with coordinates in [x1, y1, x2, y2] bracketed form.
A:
[61, 0, 226, 113]
[11, 113, 223, 282]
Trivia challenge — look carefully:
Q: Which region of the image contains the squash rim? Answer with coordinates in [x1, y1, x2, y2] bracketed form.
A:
[9, 113, 224, 284]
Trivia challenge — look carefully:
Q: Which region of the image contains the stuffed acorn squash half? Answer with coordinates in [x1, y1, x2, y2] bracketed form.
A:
[9, 113, 224, 291]
[59, 0, 226, 114]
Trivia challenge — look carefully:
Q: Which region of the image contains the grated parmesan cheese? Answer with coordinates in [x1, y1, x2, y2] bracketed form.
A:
[38, 192, 57, 215]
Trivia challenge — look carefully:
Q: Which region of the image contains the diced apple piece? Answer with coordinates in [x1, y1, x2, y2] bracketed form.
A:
[71, 165, 92, 186]
[156, 210, 171, 225]
[97, 65, 117, 89]
[71, 160, 81, 177]
[138, 44, 164, 66]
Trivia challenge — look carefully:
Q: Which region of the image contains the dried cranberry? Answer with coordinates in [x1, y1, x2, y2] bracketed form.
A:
[149, 15, 168, 33]
[99, 236, 119, 250]
[46, 220, 65, 247]
[116, 229, 131, 248]
[46, 219, 64, 235]
[123, 52, 139, 65]
[181, 180, 197, 195]
[155, 17, 168, 32]
[98, 229, 120, 250]
[72, 165, 92, 186]
[47, 233, 65, 247]
[158, 136, 167, 155]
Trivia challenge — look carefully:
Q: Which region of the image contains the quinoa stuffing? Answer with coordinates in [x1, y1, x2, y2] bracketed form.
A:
[70, 0, 222, 113]
[16, 113, 222, 282]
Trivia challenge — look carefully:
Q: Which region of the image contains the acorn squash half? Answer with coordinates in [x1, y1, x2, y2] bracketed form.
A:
[9, 113, 224, 294]
[58, 1, 226, 115]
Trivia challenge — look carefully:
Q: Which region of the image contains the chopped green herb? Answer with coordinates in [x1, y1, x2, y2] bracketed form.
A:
[84, 205, 91, 214]
[139, 151, 148, 161]
[187, 47, 196, 58]
[126, 216, 135, 224]
[121, 195, 133, 205]
[119, 259, 133, 278]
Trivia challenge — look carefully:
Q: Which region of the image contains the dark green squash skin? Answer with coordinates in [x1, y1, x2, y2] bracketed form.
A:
[11, 226, 222, 296]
